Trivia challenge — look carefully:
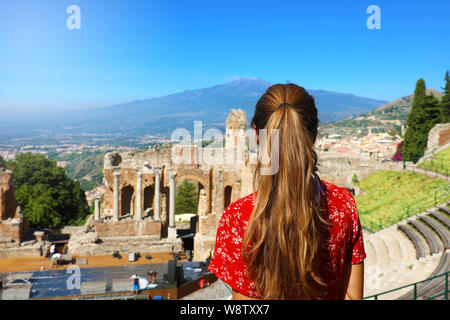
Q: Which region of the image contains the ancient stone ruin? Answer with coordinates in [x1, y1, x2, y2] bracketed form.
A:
[0, 157, 26, 244]
[69, 109, 256, 260]
[0, 157, 34, 258]
[0, 108, 416, 260]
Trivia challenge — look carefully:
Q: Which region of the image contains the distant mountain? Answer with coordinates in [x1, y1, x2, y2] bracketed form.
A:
[95, 78, 387, 125]
[0, 78, 388, 139]
[367, 89, 443, 121]
[320, 89, 444, 136]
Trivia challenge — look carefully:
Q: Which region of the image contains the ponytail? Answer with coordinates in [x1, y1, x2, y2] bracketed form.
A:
[243, 84, 327, 299]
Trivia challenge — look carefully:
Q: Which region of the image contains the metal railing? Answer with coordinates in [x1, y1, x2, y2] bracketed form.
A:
[415, 159, 450, 179]
[364, 270, 449, 300]
[361, 184, 450, 232]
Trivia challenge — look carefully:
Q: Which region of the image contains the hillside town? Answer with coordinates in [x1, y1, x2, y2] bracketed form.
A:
[317, 129, 401, 160]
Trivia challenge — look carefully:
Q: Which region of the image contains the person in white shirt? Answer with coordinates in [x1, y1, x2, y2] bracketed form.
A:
[50, 244, 56, 256]
[51, 253, 62, 267]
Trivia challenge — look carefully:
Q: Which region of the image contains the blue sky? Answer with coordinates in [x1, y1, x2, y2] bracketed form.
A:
[1, 0, 449, 112]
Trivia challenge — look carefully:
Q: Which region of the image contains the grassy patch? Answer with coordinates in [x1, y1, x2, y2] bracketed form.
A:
[418, 146, 450, 177]
[355, 170, 450, 232]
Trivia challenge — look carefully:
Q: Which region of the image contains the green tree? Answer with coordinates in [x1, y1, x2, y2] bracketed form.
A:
[404, 78, 442, 163]
[11, 153, 90, 229]
[403, 79, 427, 163]
[175, 180, 198, 215]
[440, 71, 450, 123]
[422, 92, 441, 130]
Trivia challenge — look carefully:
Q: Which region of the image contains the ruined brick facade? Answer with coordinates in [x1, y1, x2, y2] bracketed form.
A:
[92, 109, 256, 260]
[94, 218, 162, 238]
[0, 158, 26, 243]
[82, 108, 406, 260]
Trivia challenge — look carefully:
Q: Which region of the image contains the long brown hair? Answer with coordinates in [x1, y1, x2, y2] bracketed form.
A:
[243, 83, 328, 299]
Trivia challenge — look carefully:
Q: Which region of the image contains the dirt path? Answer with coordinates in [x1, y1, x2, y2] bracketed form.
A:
[405, 166, 450, 181]
[0, 252, 186, 274]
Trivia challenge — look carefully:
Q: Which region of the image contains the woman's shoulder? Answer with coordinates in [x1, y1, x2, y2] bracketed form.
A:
[321, 180, 356, 208]
[221, 193, 256, 223]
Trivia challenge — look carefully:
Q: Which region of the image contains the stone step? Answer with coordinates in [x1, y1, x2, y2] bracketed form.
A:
[420, 214, 450, 249]
[1, 285, 32, 300]
[429, 210, 450, 229]
[437, 205, 450, 215]
[408, 219, 443, 255]
[397, 223, 429, 259]
[364, 238, 377, 267]
[368, 234, 390, 268]
[404, 259, 436, 281]
[365, 255, 441, 299]
[397, 251, 449, 300]
[81, 281, 107, 295]
[381, 231, 403, 265]
[393, 228, 417, 262]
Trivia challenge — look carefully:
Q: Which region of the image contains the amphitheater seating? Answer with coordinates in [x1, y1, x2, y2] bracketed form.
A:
[394, 203, 450, 300]
[429, 209, 450, 229]
[437, 205, 450, 215]
[112, 279, 132, 292]
[420, 215, 450, 249]
[364, 202, 449, 300]
[1, 284, 32, 300]
[397, 223, 429, 259]
[398, 251, 449, 300]
[80, 281, 107, 295]
[408, 219, 443, 254]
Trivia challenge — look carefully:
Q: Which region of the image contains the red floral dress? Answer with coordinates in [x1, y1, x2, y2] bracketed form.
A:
[207, 180, 366, 299]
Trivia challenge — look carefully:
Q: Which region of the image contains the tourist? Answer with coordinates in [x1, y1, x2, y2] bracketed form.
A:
[51, 252, 62, 267]
[207, 84, 366, 300]
[49, 243, 56, 257]
[131, 275, 139, 294]
[147, 271, 157, 283]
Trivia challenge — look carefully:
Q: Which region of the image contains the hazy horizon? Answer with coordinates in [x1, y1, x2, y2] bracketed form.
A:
[0, 77, 393, 115]
[1, 0, 449, 112]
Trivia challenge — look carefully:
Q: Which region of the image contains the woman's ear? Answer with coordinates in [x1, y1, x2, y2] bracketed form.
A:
[253, 125, 259, 145]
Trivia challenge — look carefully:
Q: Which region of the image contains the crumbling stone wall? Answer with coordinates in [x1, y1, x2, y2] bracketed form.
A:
[94, 218, 162, 237]
[1, 169, 17, 220]
[422, 123, 450, 160]
[0, 158, 25, 243]
[417, 123, 450, 165]
[317, 151, 404, 187]
[427, 123, 450, 150]
[0, 220, 24, 242]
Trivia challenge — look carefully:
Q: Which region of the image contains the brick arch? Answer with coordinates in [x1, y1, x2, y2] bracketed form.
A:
[224, 185, 232, 209]
[175, 174, 207, 189]
[120, 185, 134, 216]
[175, 174, 211, 214]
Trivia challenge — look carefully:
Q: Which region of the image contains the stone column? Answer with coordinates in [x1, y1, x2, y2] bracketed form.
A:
[154, 168, 161, 221]
[168, 170, 177, 238]
[215, 168, 224, 215]
[113, 170, 120, 222]
[94, 199, 100, 221]
[136, 171, 142, 221]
